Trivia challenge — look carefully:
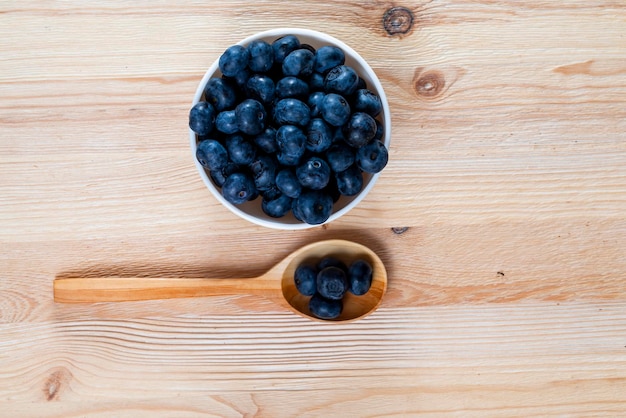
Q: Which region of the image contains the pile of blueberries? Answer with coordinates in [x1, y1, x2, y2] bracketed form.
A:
[189, 34, 389, 225]
[294, 256, 373, 320]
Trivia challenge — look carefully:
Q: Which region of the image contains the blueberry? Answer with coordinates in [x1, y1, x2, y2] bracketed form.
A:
[344, 112, 377, 148]
[219, 45, 250, 77]
[305, 118, 333, 153]
[309, 293, 342, 320]
[307, 92, 325, 118]
[276, 125, 306, 159]
[235, 99, 267, 136]
[296, 156, 331, 190]
[282, 49, 315, 78]
[356, 139, 388, 173]
[222, 172, 257, 205]
[314, 45, 345, 74]
[335, 164, 363, 196]
[210, 161, 239, 187]
[276, 76, 309, 99]
[353, 89, 382, 117]
[225, 135, 256, 165]
[308, 72, 325, 91]
[272, 35, 300, 64]
[247, 39, 274, 73]
[246, 74, 275, 104]
[253, 126, 278, 153]
[295, 190, 333, 225]
[324, 65, 359, 96]
[249, 154, 277, 191]
[275, 168, 302, 198]
[196, 139, 228, 171]
[189, 102, 216, 136]
[274, 98, 311, 127]
[326, 142, 355, 173]
[262, 193, 292, 218]
[204, 78, 238, 112]
[294, 264, 317, 296]
[320, 93, 350, 127]
[215, 110, 239, 134]
[348, 259, 373, 296]
[316, 266, 348, 300]
[318, 257, 348, 274]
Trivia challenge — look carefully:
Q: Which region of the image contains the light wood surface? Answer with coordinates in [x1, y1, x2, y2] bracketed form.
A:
[1, 1, 625, 416]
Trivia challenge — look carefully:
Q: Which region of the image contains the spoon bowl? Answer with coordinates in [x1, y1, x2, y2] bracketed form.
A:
[54, 240, 387, 322]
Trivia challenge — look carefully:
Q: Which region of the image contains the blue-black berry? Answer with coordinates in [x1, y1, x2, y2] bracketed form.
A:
[309, 293, 342, 320]
[294, 264, 317, 296]
[348, 259, 373, 296]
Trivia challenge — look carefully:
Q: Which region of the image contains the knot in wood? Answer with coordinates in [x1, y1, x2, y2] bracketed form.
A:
[383, 7, 414, 36]
[414, 70, 445, 98]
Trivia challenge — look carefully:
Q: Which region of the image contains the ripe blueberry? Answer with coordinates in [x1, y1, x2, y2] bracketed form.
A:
[314, 45, 345, 74]
[225, 135, 256, 166]
[324, 65, 359, 96]
[189, 102, 216, 136]
[296, 156, 331, 190]
[316, 266, 348, 300]
[276, 76, 310, 99]
[309, 293, 342, 320]
[275, 168, 302, 198]
[320, 93, 350, 127]
[295, 190, 333, 225]
[344, 112, 377, 148]
[196, 139, 228, 171]
[335, 164, 363, 196]
[215, 110, 239, 134]
[222, 172, 257, 205]
[219, 45, 249, 77]
[204, 78, 237, 112]
[348, 259, 373, 296]
[235, 99, 267, 136]
[247, 39, 274, 73]
[353, 89, 382, 117]
[262, 193, 292, 218]
[356, 139, 388, 173]
[294, 264, 317, 296]
[246, 74, 275, 104]
[282, 49, 315, 78]
[305, 118, 333, 153]
[276, 125, 306, 159]
[274, 98, 311, 127]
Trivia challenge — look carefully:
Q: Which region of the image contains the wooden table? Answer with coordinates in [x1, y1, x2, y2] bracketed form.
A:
[2, 1, 625, 416]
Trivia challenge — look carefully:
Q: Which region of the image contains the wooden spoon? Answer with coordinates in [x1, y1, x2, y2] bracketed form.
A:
[54, 239, 387, 322]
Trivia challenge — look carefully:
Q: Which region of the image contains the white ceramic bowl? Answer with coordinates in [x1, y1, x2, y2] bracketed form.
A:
[190, 28, 391, 229]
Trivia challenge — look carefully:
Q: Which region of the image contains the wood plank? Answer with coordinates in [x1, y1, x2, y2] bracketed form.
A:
[1, 0, 625, 415]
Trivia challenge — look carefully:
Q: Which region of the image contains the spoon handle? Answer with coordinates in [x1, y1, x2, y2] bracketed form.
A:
[53, 276, 278, 303]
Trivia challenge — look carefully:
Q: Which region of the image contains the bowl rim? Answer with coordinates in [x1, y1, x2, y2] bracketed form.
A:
[189, 28, 391, 230]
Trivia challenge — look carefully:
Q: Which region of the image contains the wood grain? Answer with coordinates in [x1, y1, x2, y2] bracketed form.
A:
[1, 0, 625, 416]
